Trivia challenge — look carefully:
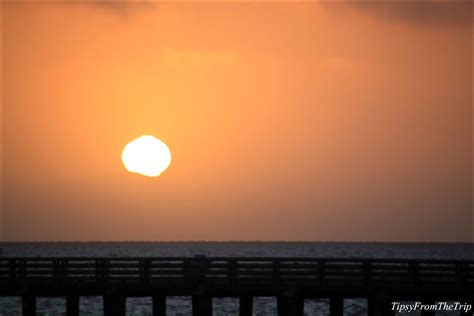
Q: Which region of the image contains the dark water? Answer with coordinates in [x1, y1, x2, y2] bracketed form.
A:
[2, 241, 474, 259]
[0, 242, 472, 315]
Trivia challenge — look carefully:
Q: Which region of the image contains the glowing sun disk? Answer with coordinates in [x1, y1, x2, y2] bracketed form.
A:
[121, 135, 172, 177]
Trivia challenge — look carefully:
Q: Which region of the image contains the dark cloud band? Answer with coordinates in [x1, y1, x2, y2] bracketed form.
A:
[325, 1, 471, 28]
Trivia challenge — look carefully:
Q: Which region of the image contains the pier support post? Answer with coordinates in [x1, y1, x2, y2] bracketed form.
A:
[277, 295, 304, 316]
[153, 295, 166, 316]
[66, 295, 80, 316]
[103, 295, 126, 316]
[22, 295, 36, 316]
[239, 295, 253, 316]
[277, 295, 288, 315]
[329, 296, 344, 316]
[367, 294, 394, 316]
[192, 295, 212, 316]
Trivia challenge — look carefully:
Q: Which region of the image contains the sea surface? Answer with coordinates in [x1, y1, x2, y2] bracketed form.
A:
[0, 242, 473, 316]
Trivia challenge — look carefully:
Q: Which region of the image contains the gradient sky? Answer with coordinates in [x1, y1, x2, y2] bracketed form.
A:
[1, 1, 472, 241]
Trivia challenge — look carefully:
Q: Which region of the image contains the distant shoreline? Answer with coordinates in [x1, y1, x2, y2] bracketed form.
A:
[1, 240, 473, 244]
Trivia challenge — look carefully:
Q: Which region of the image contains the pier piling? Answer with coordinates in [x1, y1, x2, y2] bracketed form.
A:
[277, 295, 304, 316]
[153, 295, 166, 316]
[329, 296, 344, 316]
[103, 294, 126, 316]
[66, 295, 80, 316]
[21, 295, 36, 316]
[192, 295, 212, 316]
[239, 295, 253, 316]
[367, 293, 394, 316]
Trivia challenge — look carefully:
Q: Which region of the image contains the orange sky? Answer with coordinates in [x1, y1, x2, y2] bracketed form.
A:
[1, 1, 472, 241]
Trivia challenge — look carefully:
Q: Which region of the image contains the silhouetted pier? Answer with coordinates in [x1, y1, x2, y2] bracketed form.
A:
[0, 256, 472, 316]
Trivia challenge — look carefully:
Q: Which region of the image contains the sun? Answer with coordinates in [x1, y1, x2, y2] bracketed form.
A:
[121, 135, 172, 177]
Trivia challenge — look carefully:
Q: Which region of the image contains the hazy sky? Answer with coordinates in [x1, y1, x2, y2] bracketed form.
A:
[1, 1, 472, 241]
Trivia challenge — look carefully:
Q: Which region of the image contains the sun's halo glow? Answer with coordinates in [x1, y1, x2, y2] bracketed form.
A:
[121, 135, 172, 177]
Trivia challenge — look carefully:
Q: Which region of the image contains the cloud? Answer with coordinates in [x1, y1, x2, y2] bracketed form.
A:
[48, 0, 156, 18]
[87, 1, 155, 16]
[327, 1, 471, 28]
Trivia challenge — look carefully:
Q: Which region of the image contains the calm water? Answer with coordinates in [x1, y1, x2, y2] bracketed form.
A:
[0, 242, 472, 315]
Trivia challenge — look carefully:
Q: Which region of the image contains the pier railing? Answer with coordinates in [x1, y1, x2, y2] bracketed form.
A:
[0, 257, 473, 316]
[1, 257, 472, 286]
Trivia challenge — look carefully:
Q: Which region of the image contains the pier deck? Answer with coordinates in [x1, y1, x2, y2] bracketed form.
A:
[0, 256, 472, 315]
